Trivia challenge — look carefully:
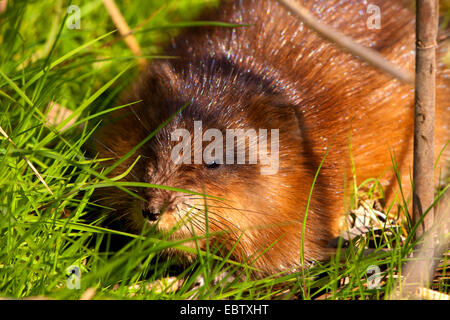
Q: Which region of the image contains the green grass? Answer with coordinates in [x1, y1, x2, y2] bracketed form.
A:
[0, 0, 449, 300]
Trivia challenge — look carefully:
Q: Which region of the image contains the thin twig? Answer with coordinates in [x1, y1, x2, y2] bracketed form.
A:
[102, 0, 147, 69]
[0, 0, 7, 14]
[100, 4, 167, 50]
[277, 0, 414, 84]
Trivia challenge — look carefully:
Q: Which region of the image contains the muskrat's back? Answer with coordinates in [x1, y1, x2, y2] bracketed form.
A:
[95, 0, 450, 276]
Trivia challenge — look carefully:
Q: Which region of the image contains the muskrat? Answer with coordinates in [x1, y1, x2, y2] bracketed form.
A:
[94, 0, 450, 276]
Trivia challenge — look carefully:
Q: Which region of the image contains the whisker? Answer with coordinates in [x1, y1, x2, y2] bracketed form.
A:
[184, 198, 276, 217]
[130, 106, 152, 134]
[179, 208, 227, 236]
[179, 207, 209, 232]
[175, 209, 194, 237]
[181, 204, 242, 235]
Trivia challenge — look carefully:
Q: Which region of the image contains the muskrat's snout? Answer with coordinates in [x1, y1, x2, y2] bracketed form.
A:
[141, 188, 178, 227]
[142, 206, 160, 222]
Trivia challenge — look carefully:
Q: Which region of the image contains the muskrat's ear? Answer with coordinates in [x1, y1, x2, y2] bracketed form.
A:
[91, 62, 181, 160]
[126, 62, 181, 107]
[113, 61, 185, 127]
[246, 93, 302, 138]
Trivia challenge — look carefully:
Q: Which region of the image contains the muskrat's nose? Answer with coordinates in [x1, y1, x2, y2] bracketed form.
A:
[143, 200, 170, 221]
[142, 207, 161, 221]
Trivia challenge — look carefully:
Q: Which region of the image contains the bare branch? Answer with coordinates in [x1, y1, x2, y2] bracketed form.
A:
[102, 0, 147, 69]
[0, 0, 7, 14]
[413, 0, 439, 240]
[277, 0, 413, 84]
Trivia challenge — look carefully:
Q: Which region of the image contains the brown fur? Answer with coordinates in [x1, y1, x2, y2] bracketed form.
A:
[94, 0, 450, 277]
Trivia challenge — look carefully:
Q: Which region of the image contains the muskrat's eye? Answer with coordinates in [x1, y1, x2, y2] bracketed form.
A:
[205, 160, 221, 170]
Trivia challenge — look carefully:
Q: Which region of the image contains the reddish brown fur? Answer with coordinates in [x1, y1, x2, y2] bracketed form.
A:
[94, 0, 450, 276]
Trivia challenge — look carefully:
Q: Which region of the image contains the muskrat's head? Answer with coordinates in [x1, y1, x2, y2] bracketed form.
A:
[94, 61, 335, 275]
